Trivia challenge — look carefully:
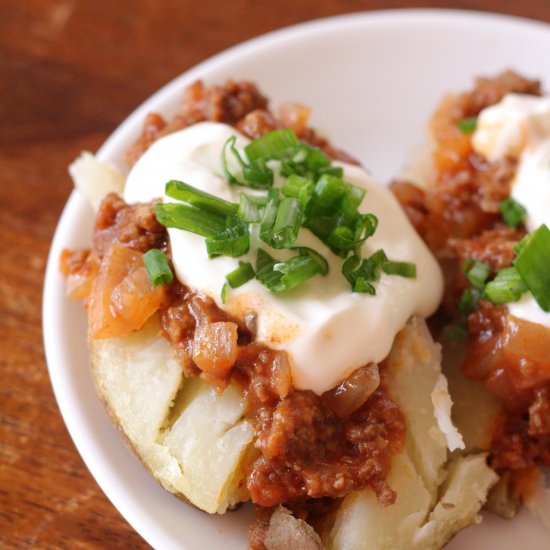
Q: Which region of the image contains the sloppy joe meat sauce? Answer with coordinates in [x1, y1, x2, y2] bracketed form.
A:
[61, 80, 405, 524]
[392, 70, 550, 473]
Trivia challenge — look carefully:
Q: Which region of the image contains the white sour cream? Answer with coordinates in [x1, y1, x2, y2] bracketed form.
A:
[125, 122, 443, 394]
[472, 93, 550, 326]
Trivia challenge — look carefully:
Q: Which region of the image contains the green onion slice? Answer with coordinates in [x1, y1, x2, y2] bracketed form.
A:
[382, 260, 417, 279]
[244, 129, 300, 163]
[281, 174, 313, 209]
[164, 180, 238, 217]
[255, 248, 326, 293]
[499, 197, 527, 228]
[226, 262, 256, 289]
[271, 197, 303, 249]
[458, 117, 477, 134]
[484, 267, 527, 304]
[143, 249, 174, 286]
[465, 260, 491, 289]
[513, 224, 550, 311]
[155, 202, 225, 237]
[238, 193, 268, 223]
[206, 216, 250, 258]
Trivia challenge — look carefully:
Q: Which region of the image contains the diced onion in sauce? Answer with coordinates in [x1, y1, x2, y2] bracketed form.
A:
[322, 363, 380, 418]
[192, 321, 239, 376]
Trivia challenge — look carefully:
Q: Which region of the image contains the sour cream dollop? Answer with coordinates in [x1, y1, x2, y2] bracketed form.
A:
[472, 93, 550, 327]
[125, 122, 443, 394]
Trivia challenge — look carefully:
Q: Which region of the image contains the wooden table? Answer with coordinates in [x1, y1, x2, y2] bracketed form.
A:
[2, 1, 549, 548]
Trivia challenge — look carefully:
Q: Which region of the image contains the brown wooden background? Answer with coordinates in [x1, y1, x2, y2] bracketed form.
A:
[1, 1, 549, 548]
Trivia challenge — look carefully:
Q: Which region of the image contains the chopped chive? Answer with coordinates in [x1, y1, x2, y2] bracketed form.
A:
[499, 197, 527, 228]
[205, 216, 250, 258]
[259, 195, 280, 246]
[465, 260, 491, 289]
[318, 166, 344, 178]
[369, 249, 389, 267]
[238, 193, 268, 223]
[221, 136, 240, 184]
[155, 202, 225, 237]
[164, 180, 238, 217]
[255, 248, 326, 293]
[244, 128, 300, 163]
[271, 198, 303, 249]
[143, 249, 173, 286]
[292, 247, 329, 275]
[513, 224, 550, 311]
[458, 287, 480, 313]
[461, 258, 474, 276]
[484, 267, 527, 304]
[307, 175, 346, 217]
[226, 262, 255, 288]
[221, 282, 229, 304]
[303, 145, 331, 171]
[458, 117, 477, 134]
[353, 278, 376, 294]
[281, 174, 313, 209]
[445, 323, 469, 341]
[382, 261, 417, 278]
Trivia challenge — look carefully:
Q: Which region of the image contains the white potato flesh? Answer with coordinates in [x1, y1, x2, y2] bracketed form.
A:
[162, 377, 254, 513]
[90, 315, 253, 514]
[69, 151, 125, 211]
[327, 452, 432, 550]
[413, 454, 498, 549]
[441, 340, 501, 452]
[91, 315, 183, 446]
[325, 318, 497, 550]
[384, 316, 456, 500]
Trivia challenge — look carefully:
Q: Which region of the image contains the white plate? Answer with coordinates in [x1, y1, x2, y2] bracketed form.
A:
[43, 9, 550, 549]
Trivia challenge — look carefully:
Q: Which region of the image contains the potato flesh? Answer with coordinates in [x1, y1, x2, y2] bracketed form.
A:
[326, 317, 497, 550]
[90, 315, 253, 514]
[162, 377, 253, 513]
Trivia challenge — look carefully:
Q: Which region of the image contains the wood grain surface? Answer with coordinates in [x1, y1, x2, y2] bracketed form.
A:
[1, 1, 549, 548]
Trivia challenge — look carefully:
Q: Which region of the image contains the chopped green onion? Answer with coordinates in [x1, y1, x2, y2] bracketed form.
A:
[226, 262, 256, 288]
[281, 174, 313, 209]
[465, 260, 491, 289]
[259, 195, 280, 246]
[155, 202, 225, 237]
[484, 267, 527, 304]
[164, 180, 238, 217]
[445, 323, 469, 341]
[222, 135, 273, 189]
[244, 129, 300, 163]
[499, 197, 527, 228]
[292, 247, 329, 275]
[221, 136, 240, 185]
[369, 249, 389, 267]
[461, 258, 474, 276]
[382, 261, 417, 279]
[458, 117, 477, 134]
[307, 175, 347, 217]
[271, 198, 303, 249]
[513, 224, 550, 311]
[342, 256, 379, 293]
[459, 287, 481, 313]
[238, 193, 268, 223]
[143, 249, 173, 286]
[303, 145, 331, 172]
[255, 248, 326, 293]
[205, 216, 249, 258]
[221, 283, 229, 304]
[318, 166, 344, 178]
